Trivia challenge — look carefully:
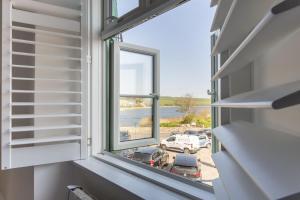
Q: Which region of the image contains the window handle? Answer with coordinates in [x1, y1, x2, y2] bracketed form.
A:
[207, 89, 216, 96]
[106, 16, 118, 24]
[149, 93, 160, 99]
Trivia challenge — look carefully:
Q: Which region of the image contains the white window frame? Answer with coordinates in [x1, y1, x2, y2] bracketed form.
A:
[111, 41, 160, 150]
[87, 0, 214, 197]
[102, 0, 189, 40]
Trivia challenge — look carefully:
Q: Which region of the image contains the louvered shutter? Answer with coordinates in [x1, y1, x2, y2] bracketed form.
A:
[1, 0, 88, 169]
[210, 0, 300, 199]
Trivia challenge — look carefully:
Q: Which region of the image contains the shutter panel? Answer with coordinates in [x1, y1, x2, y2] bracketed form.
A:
[1, 0, 88, 169]
[211, 0, 300, 199]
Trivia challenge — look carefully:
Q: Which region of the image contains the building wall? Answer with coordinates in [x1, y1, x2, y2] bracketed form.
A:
[0, 167, 34, 200]
[0, 162, 142, 200]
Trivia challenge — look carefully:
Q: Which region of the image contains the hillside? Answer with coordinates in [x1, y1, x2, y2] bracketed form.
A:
[160, 96, 211, 106]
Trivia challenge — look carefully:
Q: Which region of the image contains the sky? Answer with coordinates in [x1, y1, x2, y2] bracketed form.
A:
[118, 0, 215, 98]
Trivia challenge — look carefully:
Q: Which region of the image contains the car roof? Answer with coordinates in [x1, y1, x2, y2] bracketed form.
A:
[135, 147, 158, 154]
[173, 133, 196, 137]
[174, 154, 198, 167]
[173, 134, 199, 139]
[185, 130, 199, 133]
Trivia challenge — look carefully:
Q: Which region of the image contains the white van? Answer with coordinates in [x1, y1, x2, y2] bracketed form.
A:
[160, 134, 200, 154]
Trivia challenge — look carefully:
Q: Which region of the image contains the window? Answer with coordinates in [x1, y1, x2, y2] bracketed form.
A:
[111, 42, 160, 150]
[102, 0, 218, 187]
[115, 0, 139, 17]
[166, 136, 176, 142]
[102, 0, 189, 39]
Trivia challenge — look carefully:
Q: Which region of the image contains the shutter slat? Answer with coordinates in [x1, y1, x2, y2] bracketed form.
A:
[212, 80, 300, 109]
[12, 64, 82, 72]
[213, 121, 300, 199]
[11, 143, 81, 168]
[10, 135, 81, 146]
[12, 9, 80, 33]
[213, 152, 268, 200]
[12, 90, 81, 94]
[11, 26, 82, 39]
[12, 77, 82, 83]
[210, 0, 233, 32]
[11, 114, 81, 119]
[11, 102, 82, 106]
[12, 0, 81, 19]
[213, 179, 230, 200]
[212, 1, 300, 80]
[12, 52, 82, 61]
[210, 0, 219, 7]
[11, 125, 82, 132]
[211, 0, 274, 55]
[12, 39, 82, 50]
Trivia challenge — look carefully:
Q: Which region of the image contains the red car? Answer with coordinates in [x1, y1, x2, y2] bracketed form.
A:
[170, 154, 201, 180]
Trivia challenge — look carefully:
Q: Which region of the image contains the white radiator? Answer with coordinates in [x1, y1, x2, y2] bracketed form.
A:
[67, 185, 96, 200]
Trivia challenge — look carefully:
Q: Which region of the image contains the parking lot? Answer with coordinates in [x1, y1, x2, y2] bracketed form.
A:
[119, 127, 219, 185]
[161, 147, 219, 185]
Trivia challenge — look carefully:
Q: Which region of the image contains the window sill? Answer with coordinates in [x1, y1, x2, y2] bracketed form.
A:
[73, 154, 215, 200]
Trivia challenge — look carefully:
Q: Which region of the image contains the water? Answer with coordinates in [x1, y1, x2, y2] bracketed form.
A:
[120, 106, 210, 126]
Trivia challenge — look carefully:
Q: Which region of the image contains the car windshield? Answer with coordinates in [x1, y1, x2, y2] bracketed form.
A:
[132, 152, 151, 162]
[186, 131, 197, 134]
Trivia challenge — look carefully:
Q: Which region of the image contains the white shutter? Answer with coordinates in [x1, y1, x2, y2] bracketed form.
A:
[211, 0, 300, 199]
[1, 0, 88, 169]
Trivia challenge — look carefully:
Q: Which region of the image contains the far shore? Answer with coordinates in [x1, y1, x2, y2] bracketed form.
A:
[120, 105, 211, 111]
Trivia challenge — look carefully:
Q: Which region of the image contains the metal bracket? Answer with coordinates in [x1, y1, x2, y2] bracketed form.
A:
[86, 55, 92, 64]
[207, 89, 216, 96]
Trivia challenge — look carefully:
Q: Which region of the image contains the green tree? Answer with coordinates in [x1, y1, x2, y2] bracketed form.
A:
[175, 94, 196, 116]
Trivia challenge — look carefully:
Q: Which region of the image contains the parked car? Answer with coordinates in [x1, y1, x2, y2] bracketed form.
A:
[170, 131, 181, 136]
[131, 147, 169, 168]
[184, 130, 203, 135]
[160, 134, 200, 154]
[202, 129, 212, 137]
[184, 130, 211, 148]
[170, 154, 201, 180]
[198, 134, 211, 148]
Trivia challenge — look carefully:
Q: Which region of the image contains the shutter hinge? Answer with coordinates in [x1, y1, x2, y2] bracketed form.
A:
[87, 137, 92, 146]
[86, 55, 92, 64]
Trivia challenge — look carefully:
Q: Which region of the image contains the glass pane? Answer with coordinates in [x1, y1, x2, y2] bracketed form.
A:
[120, 50, 153, 95]
[120, 97, 153, 142]
[115, 0, 139, 17]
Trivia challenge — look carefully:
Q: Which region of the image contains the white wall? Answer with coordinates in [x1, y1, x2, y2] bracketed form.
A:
[0, 167, 34, 200]
[33, 162, 142, 200]
[0, 162, 143, 200]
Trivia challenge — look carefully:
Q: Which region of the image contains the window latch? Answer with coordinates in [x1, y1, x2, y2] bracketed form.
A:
[207, 89, 216, 96]
[149, 93, 160, 99]
[106, 16, 118, 24]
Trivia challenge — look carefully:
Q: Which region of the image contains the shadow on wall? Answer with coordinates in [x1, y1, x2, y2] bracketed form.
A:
[0, 167, 34, 200]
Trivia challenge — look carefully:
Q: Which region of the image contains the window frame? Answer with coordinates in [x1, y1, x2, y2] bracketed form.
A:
[88, 0, 214, 195]
[102, 0, 190, 40]
[111, 41, 160, 150]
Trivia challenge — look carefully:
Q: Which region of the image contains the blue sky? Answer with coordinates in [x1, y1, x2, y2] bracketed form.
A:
[119, 0, 215, 98]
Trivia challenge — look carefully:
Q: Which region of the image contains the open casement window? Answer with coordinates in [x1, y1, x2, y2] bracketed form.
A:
[102, 0, 190, 40]
[1, 0, 88, 169]
[111, 42, 160, 151]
